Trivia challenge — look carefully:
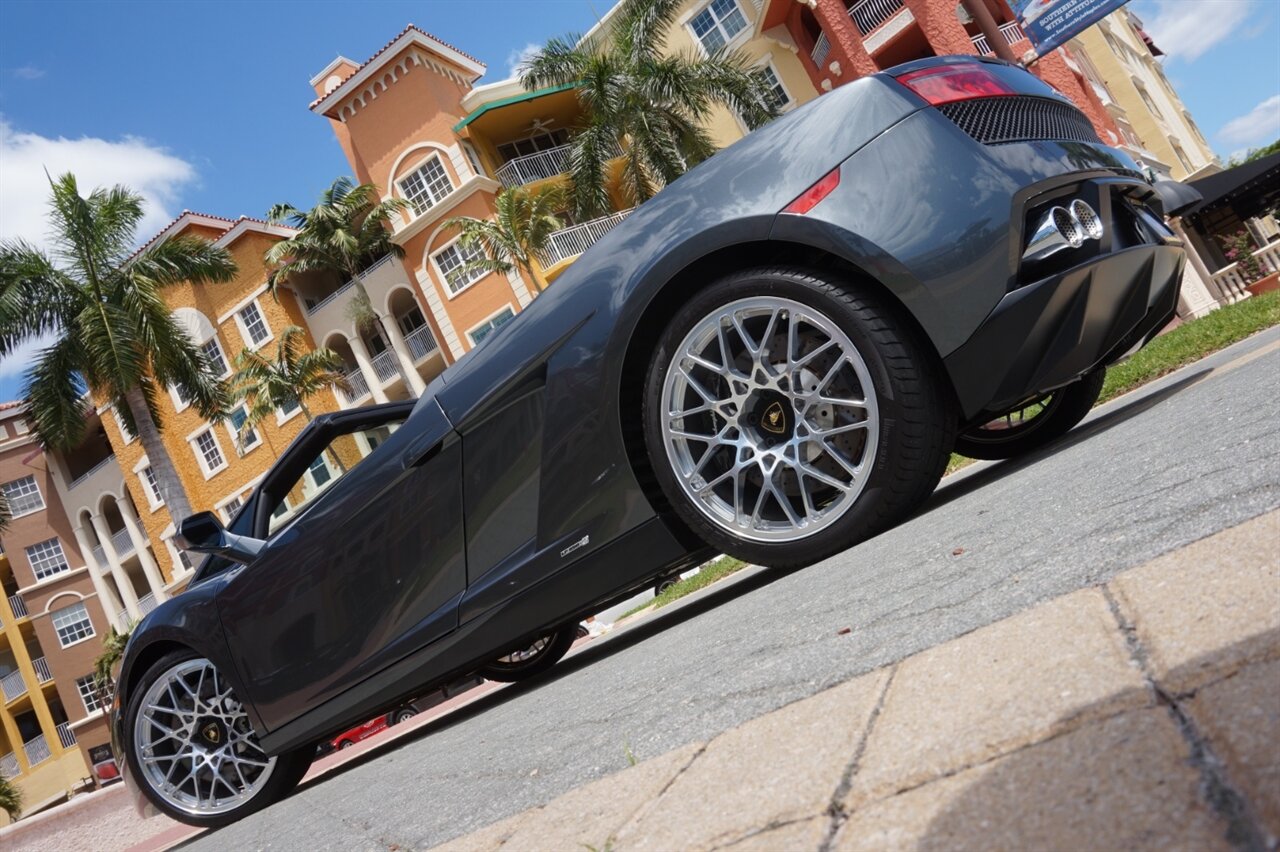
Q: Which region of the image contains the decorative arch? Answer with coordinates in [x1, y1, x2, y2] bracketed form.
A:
[171, 307, 217, 345]
[44, 589, 87, 614]
[95, 490, 125, 516]
[382, 284, 423, 317]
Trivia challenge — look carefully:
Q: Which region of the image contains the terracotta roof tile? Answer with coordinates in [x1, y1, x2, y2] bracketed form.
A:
[309, 24, 486, 111]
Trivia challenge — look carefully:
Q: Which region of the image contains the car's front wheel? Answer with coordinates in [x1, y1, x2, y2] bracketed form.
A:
[479, 628, 576, 682]
[124, 650, 312, 828]
[643, 267, 955, 568]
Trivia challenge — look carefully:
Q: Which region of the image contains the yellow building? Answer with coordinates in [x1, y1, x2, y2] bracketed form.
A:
[1068, 8, 1218, 180]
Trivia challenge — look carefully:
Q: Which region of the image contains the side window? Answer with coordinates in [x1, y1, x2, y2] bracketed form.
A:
[264, 418, 405, 536]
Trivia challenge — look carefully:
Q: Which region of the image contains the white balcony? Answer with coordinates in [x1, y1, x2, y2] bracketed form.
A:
[811, 31, 831, 66]
[138, 593, 158, 617]
[369, 349, 400, 384]
[303, 255, 395, 316]
[544, 209, 635, 266]
[1, 669, 27, 702]
[7, 593, 26, 620]
[494, 140, 624, 189]
[971, 21, 1027, 56]
[338, 369, 372, 406]
[112, 527, 134, 557]
[0, 751, 17, 778]
[405, 324, 439, 362]
[32, 657, 52, 683]
[23, 734, 51, 768]
[849, 0, 904, 36]
[68, 456, 115, 490]
[56, 722, 77, 749]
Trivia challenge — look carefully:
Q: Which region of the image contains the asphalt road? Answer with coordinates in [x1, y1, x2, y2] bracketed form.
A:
[189, 327, 1280, 851]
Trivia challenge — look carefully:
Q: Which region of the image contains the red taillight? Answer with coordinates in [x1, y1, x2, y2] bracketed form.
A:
[897, 63, 1016, 106]
[782, 167, 841, 215]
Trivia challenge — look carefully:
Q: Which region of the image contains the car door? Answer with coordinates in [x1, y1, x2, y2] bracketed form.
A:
[217, 400, 465, 733]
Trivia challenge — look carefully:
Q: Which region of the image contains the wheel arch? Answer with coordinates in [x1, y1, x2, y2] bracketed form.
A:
[616, 237, 950, 531]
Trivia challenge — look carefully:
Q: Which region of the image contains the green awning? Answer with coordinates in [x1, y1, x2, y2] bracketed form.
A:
[453, 82, 579, 132]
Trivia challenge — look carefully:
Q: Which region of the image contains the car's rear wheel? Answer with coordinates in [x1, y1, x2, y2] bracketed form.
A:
[124, 649, 312, 828]
[479, 628, 576, 682]
[954, 369, 1105, 460]
[643, 267, 955, 568]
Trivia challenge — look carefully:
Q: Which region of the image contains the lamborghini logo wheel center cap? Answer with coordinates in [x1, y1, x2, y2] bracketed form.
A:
[761, 401, 787, 435]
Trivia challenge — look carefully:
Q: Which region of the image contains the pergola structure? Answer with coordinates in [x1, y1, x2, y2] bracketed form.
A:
[1182, 153, 1280, 270]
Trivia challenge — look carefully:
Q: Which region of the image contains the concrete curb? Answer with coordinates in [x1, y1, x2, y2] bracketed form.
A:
[431, 509, 1280, 851]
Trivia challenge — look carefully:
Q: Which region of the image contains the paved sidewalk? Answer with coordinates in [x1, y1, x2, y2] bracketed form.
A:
[435, 509, 1280, 852]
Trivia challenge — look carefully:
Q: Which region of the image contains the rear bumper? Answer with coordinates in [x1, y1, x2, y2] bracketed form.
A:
[944, 242, 1184, 420]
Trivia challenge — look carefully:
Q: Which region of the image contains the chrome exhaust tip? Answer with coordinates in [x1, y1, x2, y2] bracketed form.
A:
[1023, 205, 1083, 261]
[1070, 199, 1103, 241]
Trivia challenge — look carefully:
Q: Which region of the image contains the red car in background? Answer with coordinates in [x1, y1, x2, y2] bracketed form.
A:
[316, 674, 486, 756]
[329, 716, 388, 751]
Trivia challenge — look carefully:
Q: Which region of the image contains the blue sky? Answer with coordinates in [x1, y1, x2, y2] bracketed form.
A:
[1, 0, 1277, 402]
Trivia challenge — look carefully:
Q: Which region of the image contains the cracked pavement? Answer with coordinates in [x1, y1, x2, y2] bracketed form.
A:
[188, 327, 1280, 851]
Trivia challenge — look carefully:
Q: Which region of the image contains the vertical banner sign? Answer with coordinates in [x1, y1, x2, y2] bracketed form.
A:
[1012, 0, 1131, 56]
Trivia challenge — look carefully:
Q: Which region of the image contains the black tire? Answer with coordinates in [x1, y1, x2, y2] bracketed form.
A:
[123, 648, 313, 829]
[391, 708, 418, 725]
[337, 740, 355, 750]
[955, 369, 1105, 460]
[643, 266, 955, 568]
[479, 628, 576, 683]
[654, 576, 680, 595]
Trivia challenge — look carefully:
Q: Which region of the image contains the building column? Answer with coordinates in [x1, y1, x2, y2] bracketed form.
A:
[812, 0, 877, 80]
[89, 512, 141, 622]
[117, 496, 168, 603]
[4, 616, 62, 764]
[902, 0, 977, 55]
[379, 313, 427, 396]
[347, 333, 390, 404]
[1170, 218, 1236, 306]
[73, 524, 128, 633]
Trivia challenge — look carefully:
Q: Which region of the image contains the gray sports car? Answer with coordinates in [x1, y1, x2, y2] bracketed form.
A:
[114, 56, 1186, 826]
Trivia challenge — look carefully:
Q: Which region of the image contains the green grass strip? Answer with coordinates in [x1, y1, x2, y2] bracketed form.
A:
[619, 556, 747, 620]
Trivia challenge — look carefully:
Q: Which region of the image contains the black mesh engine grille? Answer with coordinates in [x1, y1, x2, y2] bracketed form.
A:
[937, 96, 1101, 145]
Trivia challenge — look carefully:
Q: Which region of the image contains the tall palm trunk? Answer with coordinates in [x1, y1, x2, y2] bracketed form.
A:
[520, 259, 545, 294]
[124, 386, 195, 527]
[352, 274, 415, 395]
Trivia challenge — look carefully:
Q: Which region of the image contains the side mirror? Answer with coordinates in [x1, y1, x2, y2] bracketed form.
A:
[177, 511, 266, 565]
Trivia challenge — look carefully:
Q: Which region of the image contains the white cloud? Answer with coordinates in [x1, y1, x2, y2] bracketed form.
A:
[506, 43, 542, 78]
[12, 66, 45, 80]
[0, 119, 198, 383]
[1141, 0, 1254, 62]
[1218, 94, 1280, 144]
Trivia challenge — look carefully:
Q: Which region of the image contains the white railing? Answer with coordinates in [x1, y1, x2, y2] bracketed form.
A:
[849, 0, 904, 36]
[112, 527, 135, 558]
[32, 657, 52, 683]
[117, 608, 128, 627]
[545, 209, 635, 265]
[92, 545, 105, 567]
[0, 751, 17, 779]
[69, 456, 115, 489]
[56, 722, 76, 749]
[1211, 241, 1280, 302]
[7, 593, 26, 619]
[23, 734, 51, 768]
[970, 21, 1026, 55]
[405, 324, 439, 362]
[370, 349, 399, 384]
[304, 255, 395, 315]
[811, 31, 831, 66]
[496, 144, 572, 188]
[1, 670, 27, 702]
[338, 369, 371, 405]
[138, 593, 158, 617]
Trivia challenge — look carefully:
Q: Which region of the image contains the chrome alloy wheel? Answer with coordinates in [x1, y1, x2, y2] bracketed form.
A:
[659, 296, 880, 542]
[133, 659, 277, 817]
[496, 636, 551, 664]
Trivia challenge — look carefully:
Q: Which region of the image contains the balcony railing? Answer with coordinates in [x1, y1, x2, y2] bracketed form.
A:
[304, 255, 395, 315]
[494, 140, 623, 189]
[56, 722, 77, 749]
[138, 593, 158, 617]
[0, 751, 17, 779]
[68, 455, 115, 489]
[32, 657, 52, 683]
[1, 669, 27, 702]
[811, 31, 831, 66]
[337, 369, 372, 406]
[970, 21, 1027, 55]
[1211, 241, 1280, 302]
[545, 209, 635, 266]
[369, 349, 400, 384]
[849, 0, 904, 36]
[405, 324, 439, 362]
[23, 734, 51, 768]
[117, 608, 128, 627]
[112, 527, 134, 557]
[8, 593, 27, 620]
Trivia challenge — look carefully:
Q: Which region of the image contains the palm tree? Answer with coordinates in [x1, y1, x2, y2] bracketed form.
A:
[442, 184, 567, 293]
[265, 178, 413, 389]
[92, 624, 132, 711]
[228, 325, 350, 471]
[0, 773, 20, 821]
[0, 174, 236, 527]
[521, 0, 779, 218]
